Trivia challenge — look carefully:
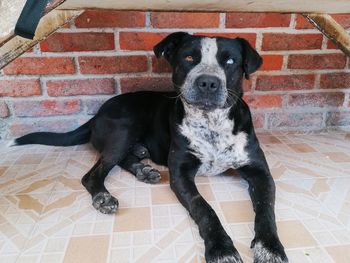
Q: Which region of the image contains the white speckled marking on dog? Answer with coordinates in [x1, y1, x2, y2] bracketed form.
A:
[253, 242, 287, 263]
[179, 103, 249, 176]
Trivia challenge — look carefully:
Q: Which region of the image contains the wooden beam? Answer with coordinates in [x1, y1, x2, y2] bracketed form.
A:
[304, 14, 350, 57]
[58, 0, 350, 14]
[0, 10, 83, 69]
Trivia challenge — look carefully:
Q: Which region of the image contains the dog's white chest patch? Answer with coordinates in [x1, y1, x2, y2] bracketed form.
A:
[179, 105, 249, 176]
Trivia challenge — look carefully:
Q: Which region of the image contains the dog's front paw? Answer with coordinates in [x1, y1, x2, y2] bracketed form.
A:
[206, 246, 243, 263]
[252, 240, 288, 263]
[135, 165, 161, 184]
[92, 192, 119, 214]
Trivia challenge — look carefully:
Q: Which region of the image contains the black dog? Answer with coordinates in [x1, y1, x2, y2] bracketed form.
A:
[11, 32, 288, 263]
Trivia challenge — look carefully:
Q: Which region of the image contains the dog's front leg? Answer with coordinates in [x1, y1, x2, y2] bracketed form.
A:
[237, 150, 288, 263]
[169, 152, 243, 263]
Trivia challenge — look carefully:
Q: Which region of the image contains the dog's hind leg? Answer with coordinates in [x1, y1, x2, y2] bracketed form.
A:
[119, 153, 161, 184]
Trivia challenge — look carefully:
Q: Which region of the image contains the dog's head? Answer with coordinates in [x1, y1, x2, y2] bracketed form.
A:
[154, 32, 262, 110]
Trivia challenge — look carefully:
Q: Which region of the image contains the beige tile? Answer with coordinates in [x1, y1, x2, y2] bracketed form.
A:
[151, 186, 178, 205]
[63, 235, 109, 263]
[15, 154, 45, 165]
[324, 152, 350, 162]
[220, 200, 254, 223]
[258, 135, 282, 144]
[114, 207, 151, 232]
[287, 143, 316, 153]
[326, 245, 350, 263]
[277, 220, 317, 248]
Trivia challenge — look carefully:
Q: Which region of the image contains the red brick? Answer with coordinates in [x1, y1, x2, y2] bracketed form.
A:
[243, 78, 252, 92]
[47, 78, 115, 96]
[13, 99, 81, 117]
[151, 12, 219, 28]
[262, 33, 323, 51]
[256, 75, 315, 91]
[119, 32, 168, 51]
[251, 112, 265, 129]
[326, 111, 350, 126]
[288, 54, 346, 69]
[268, 112, 323, 129]
[194, 32, 257, 47]
[288, 92, 344, 107]
[320, 73, 350, 89]
[0, 79, 41, 96]
[10, 119, 80, 137]
[120, 77, 173, 93]
[0, 101, 9, 118]
[40, 33, 114, 52]
[226, 13, 291, 28]
[244, 94, 282, 109]
[152, 56, 172, 73]
[260, 55, 284, 71]
[295, 15, 314, 29]
[326, 40, 338, 49]
[75, 11, 145, 28]
[3, 57, 75, 75]
[79, 56, 148, 74]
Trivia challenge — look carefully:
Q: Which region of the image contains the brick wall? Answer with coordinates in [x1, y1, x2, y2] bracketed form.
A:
[1, 11, 350, 139]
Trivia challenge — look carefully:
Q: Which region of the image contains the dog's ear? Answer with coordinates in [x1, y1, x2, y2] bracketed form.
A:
[237, 38, 263, 80]
[153, 32, 189, 62]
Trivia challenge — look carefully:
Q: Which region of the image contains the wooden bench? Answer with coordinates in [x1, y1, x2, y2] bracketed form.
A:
[1, 0, 350, 69]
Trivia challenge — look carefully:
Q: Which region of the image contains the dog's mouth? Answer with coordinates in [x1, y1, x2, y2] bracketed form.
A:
[181, 95, 226, 111]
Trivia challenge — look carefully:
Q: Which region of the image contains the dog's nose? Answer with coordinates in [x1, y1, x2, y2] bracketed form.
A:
[195, 75, 221, 93]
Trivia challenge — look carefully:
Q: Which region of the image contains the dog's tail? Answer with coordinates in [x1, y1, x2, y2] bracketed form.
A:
[10, 119, 93, 147]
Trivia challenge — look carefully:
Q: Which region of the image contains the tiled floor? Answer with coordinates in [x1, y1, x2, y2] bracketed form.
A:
[1, 131, 350, 263]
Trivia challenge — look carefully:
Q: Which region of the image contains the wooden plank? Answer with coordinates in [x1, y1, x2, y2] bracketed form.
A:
[0, 10, 83, 69]
[58, 0, 350, 13]
[304, 14, 350, 57]
[0, 0, 65, 48]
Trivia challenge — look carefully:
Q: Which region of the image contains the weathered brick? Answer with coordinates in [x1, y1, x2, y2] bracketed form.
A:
[120, 77, 173, 93]
[332, 14, 350, 29]
[3, 57, 75, 75]
[40, 33, 115, 52]
[0, 101, 9, 118]
[152, 56, 172, 73]
[288, 54, 346, 69]
[244, 95, 283, 109]
[47, 78, 115, 96]
[151, 12, 219, 28]
[268, 112, 323, 129]
[0, 79, 41, 96]
[260, 55, 284, 71]
[288, 92, 344, 107]
[326, 111, 350, 126]
[251, 112, 265, 129]
[83, 98, 108, 115]
[10, 118, 80, 137]
[262, 33, 323, 51]
[226, 13, 291, 28]
[193, 32, 256, 47]
[119, 32, 168, 51]
[13, 99, 81, 117]
[256, 75, 315, 91]
[75, 11, 145, 28]
[320, 73, 350, 89]
[79, 56, 148, 74]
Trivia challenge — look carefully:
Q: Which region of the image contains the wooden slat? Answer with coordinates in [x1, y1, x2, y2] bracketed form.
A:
[58, 0, 350, 14]
[0, 10, 83, 69]
[304, 14, 350, 57]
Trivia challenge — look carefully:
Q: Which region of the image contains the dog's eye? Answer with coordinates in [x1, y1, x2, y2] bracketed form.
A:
[185, 55, 194, 62]
[226, 58, 235, 65]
